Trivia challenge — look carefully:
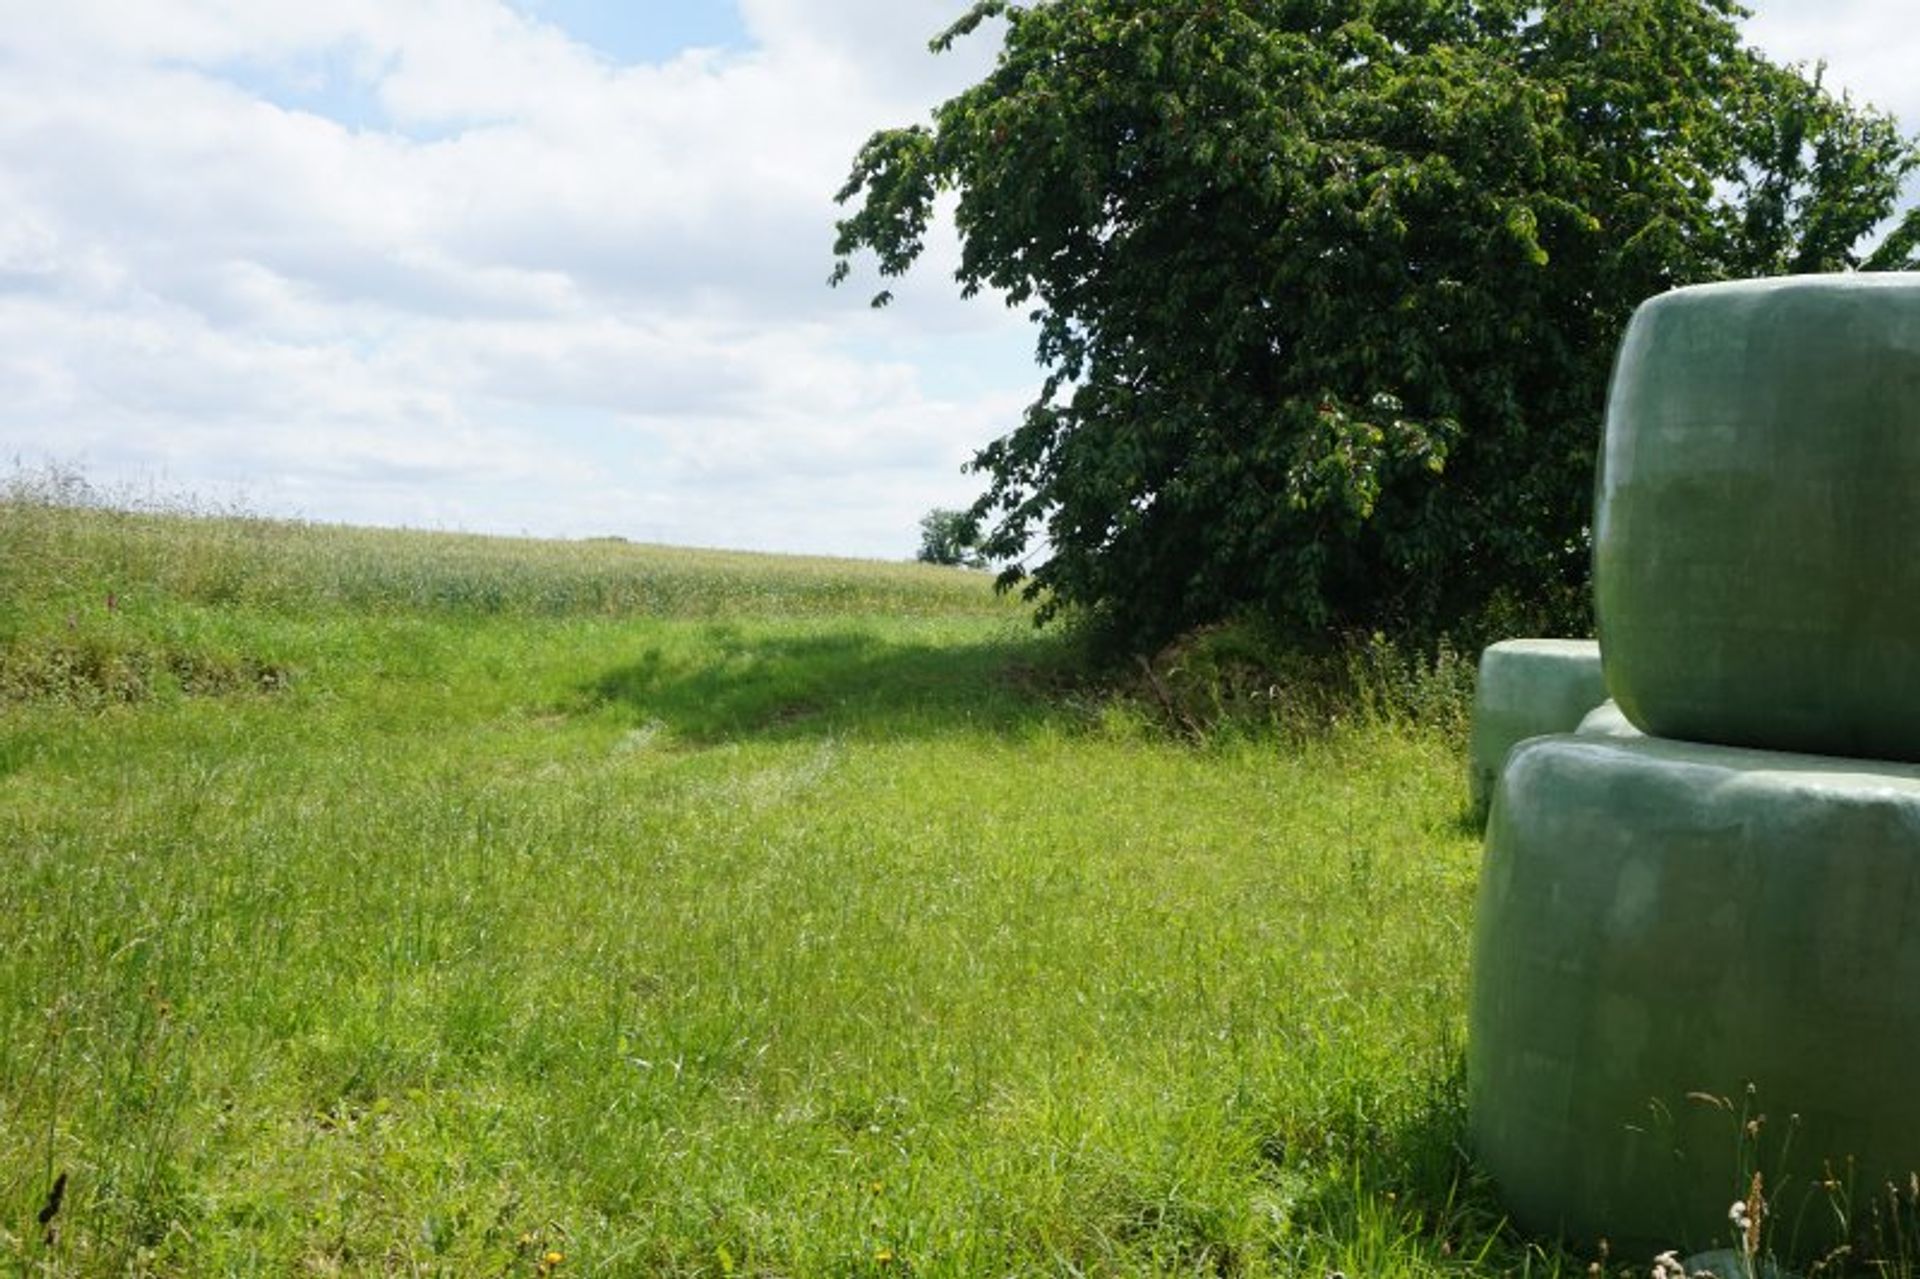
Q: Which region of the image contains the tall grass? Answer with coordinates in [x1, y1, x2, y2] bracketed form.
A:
[1121, 622, 1479, 746]
[0, 466, 1007, 626]
[0, 476, 1578, 1276]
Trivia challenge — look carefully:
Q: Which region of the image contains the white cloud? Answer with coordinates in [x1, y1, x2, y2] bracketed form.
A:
[1746, 0, 1920, 128]
[3, 0, 1909, 560]
[0, 0, 1031, 557]
[1743, 1, 1920, 248]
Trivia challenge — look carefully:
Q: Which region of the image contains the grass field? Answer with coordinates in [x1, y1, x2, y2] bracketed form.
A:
[0, 488, 1556, 1276]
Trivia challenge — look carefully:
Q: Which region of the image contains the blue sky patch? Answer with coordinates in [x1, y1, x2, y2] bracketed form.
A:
[508, 0, 748, 65]
[208, 46, 470, 141]
[208, 3, 751, 137]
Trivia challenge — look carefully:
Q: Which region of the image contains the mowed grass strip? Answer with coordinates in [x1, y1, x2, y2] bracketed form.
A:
[0, 500, 1525, 1277]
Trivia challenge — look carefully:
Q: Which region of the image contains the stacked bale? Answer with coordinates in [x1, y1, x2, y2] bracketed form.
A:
[1594, 274, 1920, 762]
[1468, 274, 1920, 1260]
[1466, 640, 1608, 821]
[1573, 699, 1639, 739]
[1473, 734, 1920, 1257]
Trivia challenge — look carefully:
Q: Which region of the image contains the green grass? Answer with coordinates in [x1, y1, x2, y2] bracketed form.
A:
[0, 493, 1564, 1276]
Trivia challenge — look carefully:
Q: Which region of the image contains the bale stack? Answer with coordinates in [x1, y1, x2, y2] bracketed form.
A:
[1468, 275, 1920, 1261]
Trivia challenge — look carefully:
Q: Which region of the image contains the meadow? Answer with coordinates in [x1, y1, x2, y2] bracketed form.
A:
[0, 482, 1555, 1277]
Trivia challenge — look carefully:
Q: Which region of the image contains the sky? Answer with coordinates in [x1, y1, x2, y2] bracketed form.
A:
[0, 1, 1913, 559]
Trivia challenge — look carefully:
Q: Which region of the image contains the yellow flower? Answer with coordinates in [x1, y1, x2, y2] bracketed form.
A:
[874, 1248, 895, 1265]
[544, 1251, 565, 1266]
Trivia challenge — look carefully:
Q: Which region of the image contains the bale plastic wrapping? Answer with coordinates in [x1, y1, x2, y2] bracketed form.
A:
[1469, 733, 1920, 1259]
[1467, 639, 1607, 819]
[1575, 699, 1641, 739]
[1595, 273, 1920, 759]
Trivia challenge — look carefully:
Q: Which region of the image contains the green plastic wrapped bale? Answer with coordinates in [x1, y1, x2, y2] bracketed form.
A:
[1595, 273, 1920, 760]
[1469, 733, 1920, 1259]
[1467, 639, 1607, 820]
[1575, 699, 1641, 739]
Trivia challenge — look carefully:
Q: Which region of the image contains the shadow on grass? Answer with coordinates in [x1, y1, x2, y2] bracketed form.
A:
[1269, 1064, 1589, 1277]
[573, 623, 1077, 743]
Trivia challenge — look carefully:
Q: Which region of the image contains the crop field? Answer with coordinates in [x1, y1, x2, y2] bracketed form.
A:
[0, 490, 1547, 1276]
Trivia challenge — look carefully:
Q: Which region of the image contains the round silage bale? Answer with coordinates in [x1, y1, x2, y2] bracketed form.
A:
[1466, 639, 1607, 820]
[1574, 699, 1640, 739]
[1469, 733, 1920, 1260]
[1595, 273, 1920, 760]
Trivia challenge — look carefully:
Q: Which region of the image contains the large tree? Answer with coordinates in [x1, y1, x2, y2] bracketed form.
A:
[833, 0, 1920, 647]
[916, 506, 987, 567]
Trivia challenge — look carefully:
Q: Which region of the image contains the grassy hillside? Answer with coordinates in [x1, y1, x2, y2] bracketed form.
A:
[0, 492, 1547, 1277]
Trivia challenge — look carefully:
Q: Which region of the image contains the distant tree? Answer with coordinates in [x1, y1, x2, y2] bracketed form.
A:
[835, 0, 1920, 648]
[916, 507, 985, 567]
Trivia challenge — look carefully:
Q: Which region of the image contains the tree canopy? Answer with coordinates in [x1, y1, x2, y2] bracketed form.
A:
[916, 506, 987, 567]
[833, 0, 1920, 648]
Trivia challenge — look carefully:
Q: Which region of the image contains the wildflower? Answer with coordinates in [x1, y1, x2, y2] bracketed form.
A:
[874, 1247, 895, 1265]
[1653, 1250, 1687, 1279]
